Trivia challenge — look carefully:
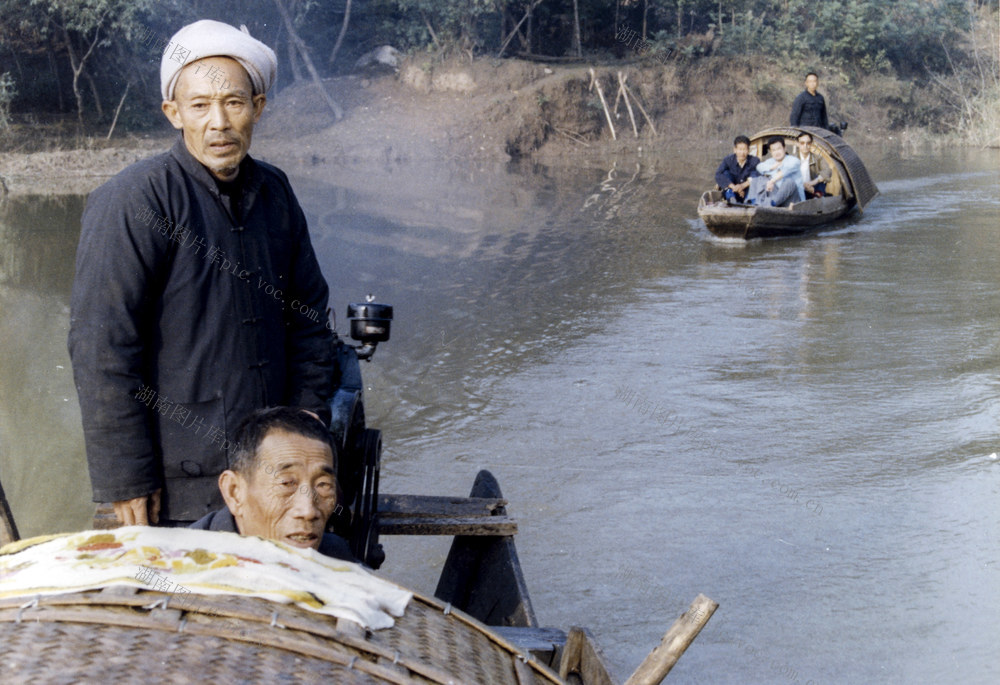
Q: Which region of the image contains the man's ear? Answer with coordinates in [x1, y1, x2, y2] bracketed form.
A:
[251, 93, 266, 123]
[219, 470, 246, 519]
[161, 100, 183, 130]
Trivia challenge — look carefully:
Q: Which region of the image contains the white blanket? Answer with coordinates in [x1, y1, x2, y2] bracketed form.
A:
[0, 527, 410, 630]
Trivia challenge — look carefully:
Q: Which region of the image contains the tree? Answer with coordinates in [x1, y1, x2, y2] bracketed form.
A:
[0, 0, 157, 124]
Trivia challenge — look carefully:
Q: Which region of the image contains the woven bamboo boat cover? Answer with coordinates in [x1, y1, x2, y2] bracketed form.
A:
[753, 126, 880, 210]
[0, 528, 563, 683]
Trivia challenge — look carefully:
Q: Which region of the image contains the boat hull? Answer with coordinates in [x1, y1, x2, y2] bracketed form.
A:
[698, 190, 853, 239]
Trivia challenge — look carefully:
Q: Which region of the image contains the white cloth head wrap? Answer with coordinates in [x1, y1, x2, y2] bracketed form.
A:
[160, 20, 277, 101]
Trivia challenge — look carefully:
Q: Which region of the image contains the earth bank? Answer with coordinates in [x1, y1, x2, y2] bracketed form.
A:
[0, 54, 949, 197]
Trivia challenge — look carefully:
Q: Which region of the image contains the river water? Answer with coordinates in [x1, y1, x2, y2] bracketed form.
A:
[1, 144, 998, 683]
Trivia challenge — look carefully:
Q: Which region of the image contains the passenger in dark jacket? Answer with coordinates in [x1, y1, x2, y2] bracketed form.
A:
[714, 135, 760, 202]
[69, 21, 335, 526]
[189, 407, 357, 563]
[789, 72, 829, 129]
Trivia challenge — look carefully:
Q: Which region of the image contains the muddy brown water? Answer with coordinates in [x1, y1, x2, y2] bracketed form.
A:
[1, 146, 999, 683]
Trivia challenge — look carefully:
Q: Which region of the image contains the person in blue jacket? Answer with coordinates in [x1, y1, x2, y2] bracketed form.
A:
[714, 135, 760, 203]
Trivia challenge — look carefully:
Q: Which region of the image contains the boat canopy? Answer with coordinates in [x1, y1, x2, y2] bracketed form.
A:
[750, 126, 879, 211]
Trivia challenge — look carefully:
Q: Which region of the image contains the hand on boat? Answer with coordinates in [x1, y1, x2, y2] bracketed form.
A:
[113, 488, 162, 525]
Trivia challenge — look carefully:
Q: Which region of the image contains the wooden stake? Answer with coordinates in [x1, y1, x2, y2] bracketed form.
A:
[589, 68, 617, 141]
[618, 71, 639, 138]
[612, 79, 624, 115]
[553, 126, 591, 147]
[625, 82, 658, 136]
[0, 474, 19, 546]
[624, 593, 718, 685]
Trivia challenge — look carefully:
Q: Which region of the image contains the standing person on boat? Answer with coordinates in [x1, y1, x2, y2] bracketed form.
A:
[795, 131, 833, 198]
[714, 135, 760, 203]
[789, 72, 829, 130]
[790, 72, 847, 135]
[747, 137, 805, 207]
[68, 20, 336, 528]
[190, 407, 356, 561]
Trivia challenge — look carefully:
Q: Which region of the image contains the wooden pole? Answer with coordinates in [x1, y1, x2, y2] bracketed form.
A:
[589, 68, 616, 140]
[273, 0, 343, 120]
[618, 71, 639, 138]
[625, 82, 657, 136]
[624, 594, 718, 685]
[0, 473, 19, 546]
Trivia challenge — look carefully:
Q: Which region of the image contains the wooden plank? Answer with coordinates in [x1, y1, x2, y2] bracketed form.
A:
[492, 626, 567, 652]
[624, 594, 718, 685]
[378, 516, 517, 536]
[558, 627, 617, 685]
[377, 493, 506, 517]
[493, 626, 567, 665]
[434, 470, 537, 628]
[93, 502, 121, 530]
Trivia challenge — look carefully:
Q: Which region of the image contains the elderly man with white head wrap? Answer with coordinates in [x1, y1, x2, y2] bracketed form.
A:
[69, 20, 338, 527]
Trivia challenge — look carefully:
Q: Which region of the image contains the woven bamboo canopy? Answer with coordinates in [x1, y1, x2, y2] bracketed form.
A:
[0, 585, 562, 683]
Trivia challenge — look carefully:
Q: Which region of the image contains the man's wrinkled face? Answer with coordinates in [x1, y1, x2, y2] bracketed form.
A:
[734, 142, 749, 164]
[161, 56, 266, 181]
[805, 74, 818, 94]
[227, 430, 338, 550]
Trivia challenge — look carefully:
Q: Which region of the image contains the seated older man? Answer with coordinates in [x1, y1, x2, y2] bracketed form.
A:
[190, 407, 355, 562]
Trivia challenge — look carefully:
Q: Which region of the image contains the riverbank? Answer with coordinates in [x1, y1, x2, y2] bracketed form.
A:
[0, 53, 970, 198]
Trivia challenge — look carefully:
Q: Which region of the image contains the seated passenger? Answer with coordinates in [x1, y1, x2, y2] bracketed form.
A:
[190, 406, 356, 562]
[747, 137, 805, 207]
[795, 132, 832, 198]
[714, 135, 760, 203]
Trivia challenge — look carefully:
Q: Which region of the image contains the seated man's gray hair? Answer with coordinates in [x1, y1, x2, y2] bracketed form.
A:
[229, 407, 337, 475]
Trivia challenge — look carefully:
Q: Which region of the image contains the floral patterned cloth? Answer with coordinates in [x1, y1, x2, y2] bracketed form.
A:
[0, 527, 410, 629]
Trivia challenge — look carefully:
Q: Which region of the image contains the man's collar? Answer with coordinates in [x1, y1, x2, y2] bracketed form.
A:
[169, 135, 262, 199]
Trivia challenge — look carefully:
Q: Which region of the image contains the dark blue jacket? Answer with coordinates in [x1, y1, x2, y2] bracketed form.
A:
[69, 137, 336, 521]
[790, 90, 829, 128]
[715, 153, 760, 189]
[190, 507, 358, 563]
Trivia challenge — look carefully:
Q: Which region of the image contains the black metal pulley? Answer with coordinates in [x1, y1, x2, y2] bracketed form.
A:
[346, 300, 393, 361]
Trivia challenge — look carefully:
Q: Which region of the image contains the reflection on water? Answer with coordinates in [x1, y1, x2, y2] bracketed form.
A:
[2, 147, 1000, 683]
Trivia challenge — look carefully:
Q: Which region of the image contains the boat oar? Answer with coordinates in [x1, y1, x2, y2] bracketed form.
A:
[624, 593, 718, 685]
[0, 471, 20, 545]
